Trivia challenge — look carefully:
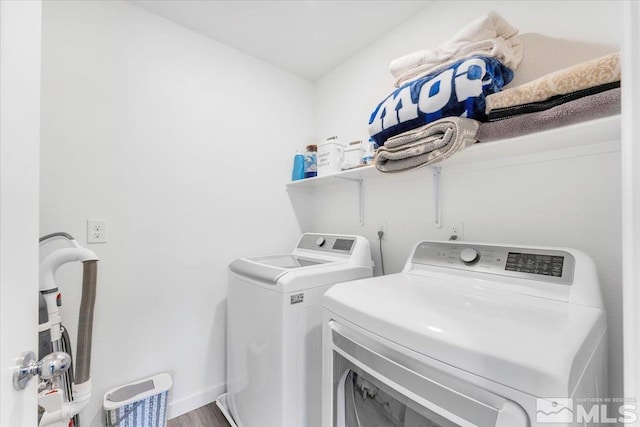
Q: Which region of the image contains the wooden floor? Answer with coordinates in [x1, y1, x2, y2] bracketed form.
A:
[167, 402, 231, 427]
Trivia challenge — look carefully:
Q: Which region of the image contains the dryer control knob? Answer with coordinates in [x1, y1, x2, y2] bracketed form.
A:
[315, 237, 326, 247]
[460, 248, 480, 264]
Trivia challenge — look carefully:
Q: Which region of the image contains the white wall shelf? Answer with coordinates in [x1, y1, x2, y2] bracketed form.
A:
[286, 115, 621, 227]
[286, 115, 621, 191]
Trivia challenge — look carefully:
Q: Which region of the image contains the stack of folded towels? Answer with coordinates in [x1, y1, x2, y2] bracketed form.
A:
[369, 11, 524, 173]
[477, 52, 621, 142]
[367, 11, 622, 173]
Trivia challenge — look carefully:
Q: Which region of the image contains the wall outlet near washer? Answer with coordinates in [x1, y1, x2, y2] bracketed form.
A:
[87, 219, 107, 244]
[448, 222, 464, 240]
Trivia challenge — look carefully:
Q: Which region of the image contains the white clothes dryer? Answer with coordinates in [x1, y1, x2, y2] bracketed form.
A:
[218, 233, 373, 427]
[322, 240, 607, 427]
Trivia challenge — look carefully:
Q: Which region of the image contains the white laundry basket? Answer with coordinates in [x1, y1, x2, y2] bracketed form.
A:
[103, 373, 172, 427]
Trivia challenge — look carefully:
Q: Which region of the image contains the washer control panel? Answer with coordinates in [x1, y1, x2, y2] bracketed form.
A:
[411, 242, 575, 285]
[297, 234, 356, 255]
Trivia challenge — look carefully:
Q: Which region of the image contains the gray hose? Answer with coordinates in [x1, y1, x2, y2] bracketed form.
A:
[39, 232, 75, 243]
[75, 260, 98, 384]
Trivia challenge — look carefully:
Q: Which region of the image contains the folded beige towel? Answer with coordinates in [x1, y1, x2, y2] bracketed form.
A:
[485, 52, 621, 113]
[390, 11, 523, 87]
[375, 117, 480, 173]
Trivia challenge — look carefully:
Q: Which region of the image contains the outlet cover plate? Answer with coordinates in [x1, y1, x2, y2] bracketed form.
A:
[448, 222, 464, 241]
[87, 219, 107, 244]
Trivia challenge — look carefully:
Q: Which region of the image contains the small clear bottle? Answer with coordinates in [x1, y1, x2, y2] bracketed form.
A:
[304, 144, 317, 178]
[362, 139, 378, 165]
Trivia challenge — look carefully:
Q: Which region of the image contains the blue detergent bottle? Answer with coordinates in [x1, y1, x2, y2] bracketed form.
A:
[292, 150, 305, 181]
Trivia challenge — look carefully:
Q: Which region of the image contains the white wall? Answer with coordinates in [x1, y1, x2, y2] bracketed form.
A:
[39, 1, 313, 425]
[310, 0, 624, 402]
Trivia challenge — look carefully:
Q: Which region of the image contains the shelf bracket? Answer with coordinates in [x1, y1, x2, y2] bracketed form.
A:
[431, 166, 442, 228]
[336, 177, 364, 226]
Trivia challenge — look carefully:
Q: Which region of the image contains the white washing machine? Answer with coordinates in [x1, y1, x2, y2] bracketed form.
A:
[322, 240, 608, 427]
[218, 233, 373, 427]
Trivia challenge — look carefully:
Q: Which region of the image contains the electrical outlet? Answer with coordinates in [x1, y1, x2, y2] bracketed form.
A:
[87, 219, 107, 244]
[377, 222, 387, 239]
[448, 222, 464, 240]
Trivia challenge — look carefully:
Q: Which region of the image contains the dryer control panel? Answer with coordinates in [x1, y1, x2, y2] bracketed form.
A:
[411, 242, 575, 285]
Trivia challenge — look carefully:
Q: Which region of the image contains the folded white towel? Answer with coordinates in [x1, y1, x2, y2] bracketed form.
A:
[390, 11, 523, 87]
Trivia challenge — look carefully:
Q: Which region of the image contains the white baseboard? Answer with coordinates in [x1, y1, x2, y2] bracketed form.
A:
[167, 383, 226, 420]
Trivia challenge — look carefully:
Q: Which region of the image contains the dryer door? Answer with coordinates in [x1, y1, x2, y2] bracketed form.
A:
[328, 321, 528, 427]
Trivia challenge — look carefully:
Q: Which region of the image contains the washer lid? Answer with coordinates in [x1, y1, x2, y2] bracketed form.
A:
[323, 272, 606, 397]
[229, 255, 329, 284]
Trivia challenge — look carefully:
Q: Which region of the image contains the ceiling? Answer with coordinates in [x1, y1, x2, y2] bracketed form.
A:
[129, 0, 433, 81]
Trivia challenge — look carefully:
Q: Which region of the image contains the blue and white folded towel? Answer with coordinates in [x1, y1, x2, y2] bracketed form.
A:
[368, 56, 513, 147]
